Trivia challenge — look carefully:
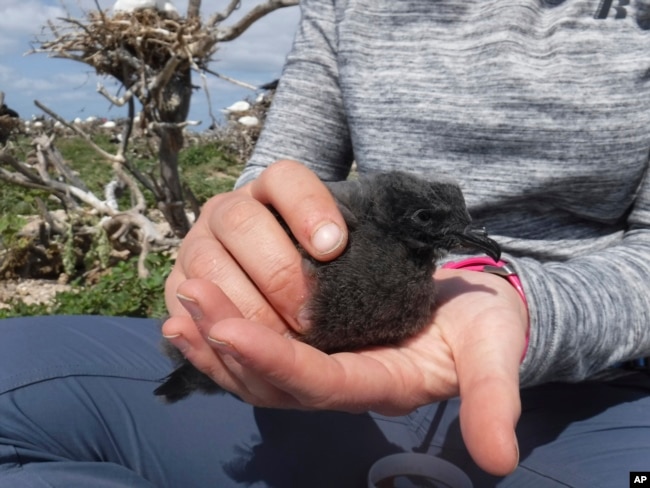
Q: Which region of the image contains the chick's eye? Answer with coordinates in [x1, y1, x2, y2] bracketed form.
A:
[410, 209, 434, 226]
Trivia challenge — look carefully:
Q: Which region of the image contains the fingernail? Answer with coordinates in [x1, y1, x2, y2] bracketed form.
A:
[163, 333, 191, 354]
[311, 222, 344, 255]
[208, 336, 242, 360]
[514, 439, 520, 467]
[177, 293, 203, 321]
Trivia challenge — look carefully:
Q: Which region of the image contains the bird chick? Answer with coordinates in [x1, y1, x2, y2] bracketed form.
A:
[154, 171, 500, 402]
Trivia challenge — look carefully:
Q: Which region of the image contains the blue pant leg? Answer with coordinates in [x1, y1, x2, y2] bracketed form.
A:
[0, 315, 411, 488]
[6, 315, 648, 487]
[0, 460, 157, 488]
[0, 315, 233, 487]
[505, 375, 650, 487]
[390, 373, 650, 487]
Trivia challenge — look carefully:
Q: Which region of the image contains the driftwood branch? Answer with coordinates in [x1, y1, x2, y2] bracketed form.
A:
[216, 0, 299, 41]
[0, 146, 108, 212]
[0, 148, 43, 185]
[148, 120, 200, 131]
[35, 100, 121, 163]
[32, 103, 149, 215]
[0, 164, 71, 203]
[208, 0, 242, 26]
[202, 66, 257, 90]
[97, 82, 137, 107]
[116, 97, 135, 159]
[1, 134, 180, 278]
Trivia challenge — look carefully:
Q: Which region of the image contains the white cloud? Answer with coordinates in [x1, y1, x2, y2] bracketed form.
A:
[0, 64, 53, 92]
[0, 64, 15, 81]
[0, 1, 66, 50]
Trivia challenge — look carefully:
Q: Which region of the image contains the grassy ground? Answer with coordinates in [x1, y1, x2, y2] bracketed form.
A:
[0, 132, 244, 319]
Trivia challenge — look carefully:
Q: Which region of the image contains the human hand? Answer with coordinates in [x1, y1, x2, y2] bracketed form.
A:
[162, 267, 528, 476]
[164, 160, 348, 335]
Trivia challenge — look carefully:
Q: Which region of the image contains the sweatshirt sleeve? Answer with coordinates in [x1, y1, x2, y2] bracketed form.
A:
[235, 0, 354, 188]
[517, 166, 650, 386]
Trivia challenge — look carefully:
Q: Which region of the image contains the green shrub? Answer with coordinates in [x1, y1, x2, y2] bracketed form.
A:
[0, 252, 172, 319]
[56, 135, 116, 195]
[179, 141, 242, 202]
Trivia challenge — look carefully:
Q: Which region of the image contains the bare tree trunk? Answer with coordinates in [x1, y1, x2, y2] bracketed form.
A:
[156, 66, 193, 237]
[187, 0, 202, 19]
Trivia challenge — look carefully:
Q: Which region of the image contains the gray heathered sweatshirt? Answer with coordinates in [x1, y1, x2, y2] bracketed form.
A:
[235, 0, 650, 387]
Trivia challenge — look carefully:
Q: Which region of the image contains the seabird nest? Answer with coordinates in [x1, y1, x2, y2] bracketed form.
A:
[38, 8, 215, 81]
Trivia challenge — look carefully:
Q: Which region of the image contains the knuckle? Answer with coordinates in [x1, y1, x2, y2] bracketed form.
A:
[245, 302, 275, 324]
[298, 394, 334, 410]
[259, 159, 298, 184]
[180, 237, 229, 281]
[215, 196, 263, 236]
[193, 192, 230, 229]
[245, 388, 298, 409]
[261, 253, 301, 298]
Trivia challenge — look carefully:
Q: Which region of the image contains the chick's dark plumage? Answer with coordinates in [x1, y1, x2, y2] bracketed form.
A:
[154, 171, 501, 402]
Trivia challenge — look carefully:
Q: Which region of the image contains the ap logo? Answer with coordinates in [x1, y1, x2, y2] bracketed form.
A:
[631, 472, 650, 486]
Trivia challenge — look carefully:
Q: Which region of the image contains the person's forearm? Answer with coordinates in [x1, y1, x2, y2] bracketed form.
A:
[515, 234, 650, 386]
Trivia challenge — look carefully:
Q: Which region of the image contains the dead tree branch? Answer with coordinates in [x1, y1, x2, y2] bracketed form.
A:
[202, 66, 257, 90]
[1, 136, 180, 277]
[216, 0, 299, 41]
[208, 0, 242, 26]
[35, 100, 120, 163]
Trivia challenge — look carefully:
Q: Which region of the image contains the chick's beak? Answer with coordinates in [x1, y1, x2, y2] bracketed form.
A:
[457, 225, 501, 261]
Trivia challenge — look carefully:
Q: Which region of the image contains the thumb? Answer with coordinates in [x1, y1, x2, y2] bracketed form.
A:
[459, 373, 521, 475]
[455, 313, 524, 475]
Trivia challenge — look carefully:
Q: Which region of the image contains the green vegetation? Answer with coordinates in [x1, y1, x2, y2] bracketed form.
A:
[0, 253, 172, 319]
[0, 133, 244, 318]
[57, 134, 116, 194]
[179, 141, 240, 200]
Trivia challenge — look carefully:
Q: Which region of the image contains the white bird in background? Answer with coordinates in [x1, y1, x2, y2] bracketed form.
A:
[157, 0, 178, 15]
[222, 101, 251, 114]
[113, 0, 157, 13]
[113, 0, 177, 14]
[237, 116, 259, 127]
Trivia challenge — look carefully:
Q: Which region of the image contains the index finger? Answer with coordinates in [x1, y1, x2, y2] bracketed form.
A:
[206, 318, 398, 412]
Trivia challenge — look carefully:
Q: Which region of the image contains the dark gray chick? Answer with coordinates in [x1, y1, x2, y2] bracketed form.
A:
[154, 171, 500, 402]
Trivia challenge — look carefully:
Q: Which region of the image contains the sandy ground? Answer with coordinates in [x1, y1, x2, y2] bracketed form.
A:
[0, 279, 72, 310]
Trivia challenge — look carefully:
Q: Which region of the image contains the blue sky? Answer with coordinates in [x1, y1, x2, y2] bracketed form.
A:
[0, 0, 300, 129]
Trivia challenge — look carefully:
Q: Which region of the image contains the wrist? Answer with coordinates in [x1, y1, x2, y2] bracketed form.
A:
[442, 257, 530, 361]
